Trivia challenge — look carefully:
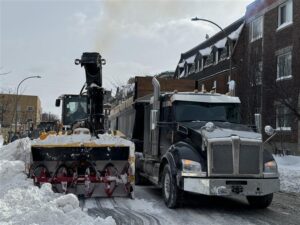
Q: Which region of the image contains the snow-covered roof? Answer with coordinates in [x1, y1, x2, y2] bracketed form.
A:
[178, 61, 185, 68]
[228, 23, 244, 40]
[171, 93, 241, 104]
[214, 37, 228, 49]
[199, 47, 212, 56]
[185, 55, 196, 64]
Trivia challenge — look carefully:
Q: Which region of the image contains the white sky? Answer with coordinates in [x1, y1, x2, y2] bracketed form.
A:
[0, 0, 252, 116]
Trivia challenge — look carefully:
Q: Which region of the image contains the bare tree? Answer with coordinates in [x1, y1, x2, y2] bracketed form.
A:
[41, 112, 59, 122]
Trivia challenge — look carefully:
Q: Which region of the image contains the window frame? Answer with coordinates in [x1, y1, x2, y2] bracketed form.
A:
[250, 16, 263, 42]
[200, 57, 205, 71]
[27, 106, 34, 112]
[212, 80, 217, 90]
[276, 51, 292, 81]
[214, 50, 219, 64]
[278, 0, 293, 29]
[276, 103, 292, 131]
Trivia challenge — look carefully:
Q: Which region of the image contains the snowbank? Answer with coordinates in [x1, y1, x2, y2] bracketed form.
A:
[0, 138, 31, 163]
[274, 155, 300, 193]
[0, 139, 116, 225]
[0, 135, 3, 148]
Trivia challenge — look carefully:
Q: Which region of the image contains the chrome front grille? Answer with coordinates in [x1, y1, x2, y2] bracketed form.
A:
[211, 144, 233, 174]
[209, 138, 262, 177]
[239, 144, 260, 174]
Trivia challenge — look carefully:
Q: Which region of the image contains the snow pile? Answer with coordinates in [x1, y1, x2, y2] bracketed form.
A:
[34, 133, 135, 156]
[0, 137, 31, 163]
[275, 155, 300, 193]
[0, 139, 116, 225]
[34, 133, 134, 147]
[0, 134, 3, 147]
[33, 133, 93, 145]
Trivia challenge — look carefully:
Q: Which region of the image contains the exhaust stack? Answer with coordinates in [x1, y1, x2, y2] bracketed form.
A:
[152, 77, 160, 110]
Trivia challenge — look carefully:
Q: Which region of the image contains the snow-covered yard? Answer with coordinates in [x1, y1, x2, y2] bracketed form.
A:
[274, 155, 300, 193]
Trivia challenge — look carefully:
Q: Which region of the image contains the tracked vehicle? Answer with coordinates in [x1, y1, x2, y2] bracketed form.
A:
[29, 53, 135, 198]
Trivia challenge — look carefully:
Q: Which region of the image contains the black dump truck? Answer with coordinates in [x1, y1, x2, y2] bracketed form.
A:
[109, 77, 279, 208]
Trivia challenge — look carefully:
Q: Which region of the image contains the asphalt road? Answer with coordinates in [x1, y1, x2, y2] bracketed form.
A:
[81, 185, 300, 225]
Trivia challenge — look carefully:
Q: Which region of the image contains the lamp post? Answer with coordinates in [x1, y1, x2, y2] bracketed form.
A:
[191, 17, 232, 78]
[14, 76, 42, 136]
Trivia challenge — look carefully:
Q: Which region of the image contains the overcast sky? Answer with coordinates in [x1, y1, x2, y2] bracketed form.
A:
[0, 0, 252, 116]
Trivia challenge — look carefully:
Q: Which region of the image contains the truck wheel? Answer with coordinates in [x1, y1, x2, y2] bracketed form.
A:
[247, 193, 273, 208]
[162, 164, 180, 208]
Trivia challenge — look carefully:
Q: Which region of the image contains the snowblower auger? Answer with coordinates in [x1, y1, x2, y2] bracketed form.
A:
[30, 140, 134, 197]
[29, 52, 135, 198]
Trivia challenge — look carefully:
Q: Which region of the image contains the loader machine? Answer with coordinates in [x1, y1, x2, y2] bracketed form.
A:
[29, 53, 135, 198]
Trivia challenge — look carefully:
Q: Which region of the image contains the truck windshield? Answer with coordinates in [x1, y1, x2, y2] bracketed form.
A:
[174, 101, 240, 123]
[63, 96, 88, 125]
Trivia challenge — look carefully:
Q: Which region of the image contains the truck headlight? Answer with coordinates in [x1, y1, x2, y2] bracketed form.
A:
[263, 160, 278, 178]
[181, 159, 206, 177]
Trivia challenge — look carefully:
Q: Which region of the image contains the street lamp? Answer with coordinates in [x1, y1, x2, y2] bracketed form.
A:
[14, 75, 42, 136]
[191, 17, 232, 78]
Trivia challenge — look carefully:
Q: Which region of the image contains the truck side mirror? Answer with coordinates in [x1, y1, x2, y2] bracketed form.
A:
[254, 113, 262, 133]
[150, 110, 158, 130]
[55, 99, 61, 107]
[264, 125, 275, 136]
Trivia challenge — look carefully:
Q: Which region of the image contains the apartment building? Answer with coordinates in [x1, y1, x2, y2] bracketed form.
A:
[0, 94, 42, 136]
[175, 0, 300, 152]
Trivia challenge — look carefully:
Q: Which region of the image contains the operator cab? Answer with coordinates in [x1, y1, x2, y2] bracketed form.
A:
[56, 95, 88, 129]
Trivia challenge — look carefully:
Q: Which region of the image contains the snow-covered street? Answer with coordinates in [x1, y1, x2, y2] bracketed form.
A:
[82, 185, 300, 225]
[1, 138, 300, 225]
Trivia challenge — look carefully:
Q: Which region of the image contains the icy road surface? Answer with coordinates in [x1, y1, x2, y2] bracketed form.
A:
[82, 185, 300, 225]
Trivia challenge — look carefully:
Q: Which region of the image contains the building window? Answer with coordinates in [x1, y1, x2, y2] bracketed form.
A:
[276, 104, 292, 130]
[277, 52, 292, 81]
[214, 51, 219, 64]
[27, 106, 33, 111]
[278, 0, 293, 28]
[212, 80, 217, 90]
[189, 63, 196, 74]
[184, 64, 189, 76]
[205, 53, 214, 67]
[250, 16, 263, 42]
[220, 45, 229, 60]
[201, 84, 205, 92]
[201, 58, 205, 71]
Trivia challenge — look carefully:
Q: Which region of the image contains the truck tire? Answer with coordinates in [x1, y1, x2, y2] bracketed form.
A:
[247, 193, 273, 208]
[162, 164, 180, 208]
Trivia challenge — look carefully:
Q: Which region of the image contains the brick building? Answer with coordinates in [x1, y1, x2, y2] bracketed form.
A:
[174, 17, 245, 95]
[0, 94, 42, 138]
[174, 0, 300, 153]
[241, 0, 300, 153]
